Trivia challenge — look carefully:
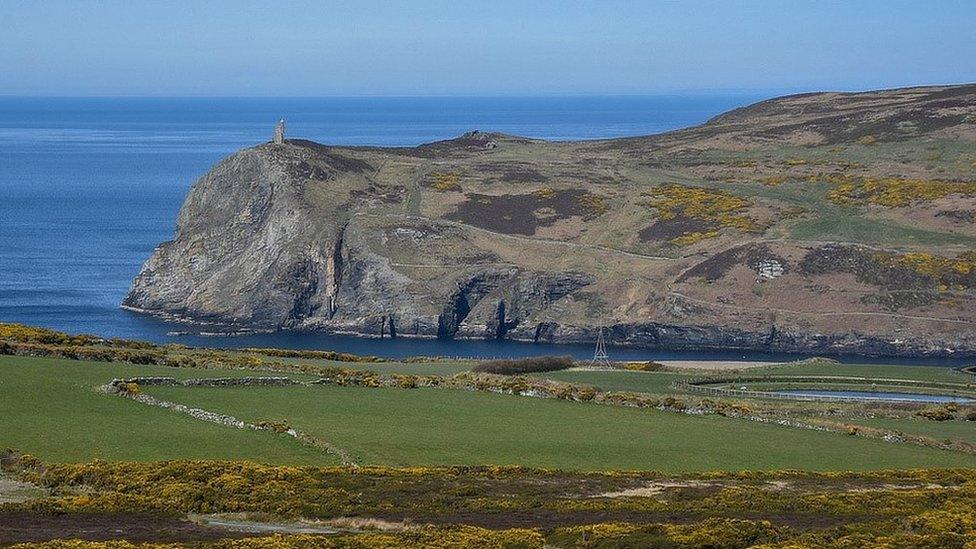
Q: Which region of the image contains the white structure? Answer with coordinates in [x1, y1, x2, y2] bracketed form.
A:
[755, 259, 785, 282]
[274, 119, 286, 145]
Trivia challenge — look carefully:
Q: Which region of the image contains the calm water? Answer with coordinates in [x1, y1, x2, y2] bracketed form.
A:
[0, 95, 968, 363]
[772, 390, 974, 403]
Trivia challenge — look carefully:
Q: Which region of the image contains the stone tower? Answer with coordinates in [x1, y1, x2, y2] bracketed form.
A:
[273, 119, 286, 145]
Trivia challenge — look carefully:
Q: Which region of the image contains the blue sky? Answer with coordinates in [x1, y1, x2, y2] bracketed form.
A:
[2, 0, 974, 96]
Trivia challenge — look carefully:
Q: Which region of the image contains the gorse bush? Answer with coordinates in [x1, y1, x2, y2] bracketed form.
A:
[429, 171, 461, 192]
[0, 323, 98, 346]
[642, 184, 759, 245]
[624, 361, 665, 371]
[0, 323, 385, 375]
[823, 174, 976, 206]
[472, 356, 575, 375]
[916, 406, 956, 421]
[241, 347, 382, 363]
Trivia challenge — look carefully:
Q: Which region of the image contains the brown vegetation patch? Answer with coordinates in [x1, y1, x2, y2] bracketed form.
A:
[410, 131, 533, 158]
[287, 160, 332, 181]
[678, 244, 787, 282]
[444, 189, 606, 235]
[0, 511, 251, 544]
[286, 140, 373, 173]
[639, 215, 715, 243]
[500, 168, 548, 184]
[935, 209, 976, 223]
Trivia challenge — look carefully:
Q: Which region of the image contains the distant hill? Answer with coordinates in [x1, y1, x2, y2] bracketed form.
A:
[125, 84, 976, 357]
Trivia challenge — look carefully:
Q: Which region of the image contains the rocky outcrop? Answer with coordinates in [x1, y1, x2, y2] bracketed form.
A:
[123, 141, 599, 343]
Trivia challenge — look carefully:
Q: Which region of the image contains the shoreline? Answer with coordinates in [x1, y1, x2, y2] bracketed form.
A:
[112, 307, 976, 366]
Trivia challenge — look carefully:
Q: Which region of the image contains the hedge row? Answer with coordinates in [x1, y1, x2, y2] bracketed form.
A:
[472, 355, 575, 375]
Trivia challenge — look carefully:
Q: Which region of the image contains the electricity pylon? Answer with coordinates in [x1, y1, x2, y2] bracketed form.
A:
[589, 326, 612, 368]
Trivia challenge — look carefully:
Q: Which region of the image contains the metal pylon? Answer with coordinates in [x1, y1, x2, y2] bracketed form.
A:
[589, 327, 612, 368]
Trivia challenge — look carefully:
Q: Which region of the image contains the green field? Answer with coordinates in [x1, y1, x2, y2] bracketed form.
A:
[853, 417, 976, 445]
[0, 356, 334, 465]
[761, 361, 967, 383]
[532, 369, 691, 394]
[531, 361, 968, 396]
[4, 354, 975, 471]
[143, 382, 976, 471]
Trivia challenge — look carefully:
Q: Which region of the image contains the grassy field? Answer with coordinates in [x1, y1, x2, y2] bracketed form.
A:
[4, 353, 975, 471]
[760, 361, 967, 383]
[143, 383, 976, 471]
[531, 369, 691, 394]
[853, 417, 976, 445]
[0, 355, 335, 465]
[531, 361, 967, 396]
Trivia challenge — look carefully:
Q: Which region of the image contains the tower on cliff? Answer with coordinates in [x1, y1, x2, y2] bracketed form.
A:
[273, 119, 286, 145]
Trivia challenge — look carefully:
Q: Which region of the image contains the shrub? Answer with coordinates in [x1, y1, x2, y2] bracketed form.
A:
[661, 397, 687, 411]
[578, 193, 609, 218]
[256, 420, 291, 434]
[472, 356, 575, 375]
[623, 361, 664, 372]
[430, 172, 461, 192]
[824, 173, 976, 206]
[915, 407, 956, 421]
[965, 411, 976, 421]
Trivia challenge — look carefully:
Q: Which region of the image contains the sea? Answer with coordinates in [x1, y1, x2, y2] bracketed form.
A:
[0, 95, 965, 364]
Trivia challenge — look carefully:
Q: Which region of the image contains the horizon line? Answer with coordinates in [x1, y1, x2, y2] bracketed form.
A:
[1, 81, 972, 101]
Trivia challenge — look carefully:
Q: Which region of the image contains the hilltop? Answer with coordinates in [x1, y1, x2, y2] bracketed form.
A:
[125, 84, 976, 356]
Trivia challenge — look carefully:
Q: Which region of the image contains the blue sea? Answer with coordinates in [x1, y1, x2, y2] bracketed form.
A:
[0, 95, 964, 363]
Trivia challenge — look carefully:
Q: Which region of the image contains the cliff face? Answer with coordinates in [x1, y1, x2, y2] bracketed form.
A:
[126, 84, 976, 356]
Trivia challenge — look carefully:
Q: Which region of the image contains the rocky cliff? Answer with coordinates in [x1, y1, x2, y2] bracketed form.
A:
[125, 84, 976, 356]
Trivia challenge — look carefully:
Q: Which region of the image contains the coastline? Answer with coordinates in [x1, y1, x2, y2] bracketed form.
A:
[120, 304, 976, 361]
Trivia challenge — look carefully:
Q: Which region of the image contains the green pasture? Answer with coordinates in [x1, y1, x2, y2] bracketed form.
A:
[0, 355, 334, 465]
[144, 382, 976, 471]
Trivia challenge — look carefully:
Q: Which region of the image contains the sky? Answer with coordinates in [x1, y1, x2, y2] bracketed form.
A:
[1, 0, 975, 97]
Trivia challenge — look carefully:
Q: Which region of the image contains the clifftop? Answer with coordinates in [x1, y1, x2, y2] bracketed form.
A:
[126, 84, 976, 356]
